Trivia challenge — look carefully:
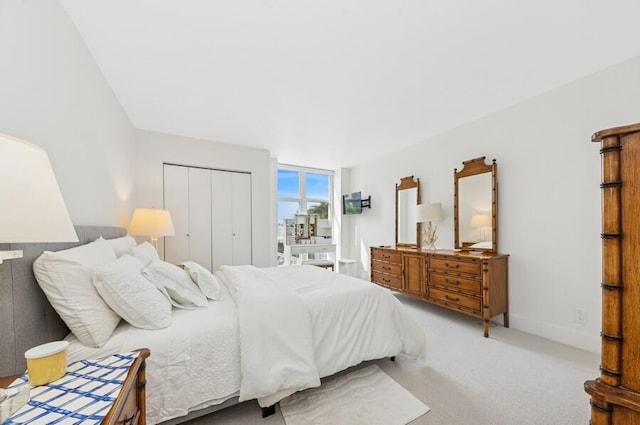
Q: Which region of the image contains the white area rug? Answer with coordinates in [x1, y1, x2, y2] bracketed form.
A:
[279, 364, 430, 425]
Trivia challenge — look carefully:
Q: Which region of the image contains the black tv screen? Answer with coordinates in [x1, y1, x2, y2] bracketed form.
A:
[343, 192, 362, 214]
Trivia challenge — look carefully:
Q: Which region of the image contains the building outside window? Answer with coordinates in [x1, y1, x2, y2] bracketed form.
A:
[277, 166, 332, 263]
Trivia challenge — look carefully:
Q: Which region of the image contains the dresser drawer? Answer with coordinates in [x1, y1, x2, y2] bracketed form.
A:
[372, 271, 402, 289]
[372, 249, 402, 264]
[429, 257, 480, 275]
[429, 287, 481, 313]
[372, 261, 402, 275]
[429, 271, 481, 295]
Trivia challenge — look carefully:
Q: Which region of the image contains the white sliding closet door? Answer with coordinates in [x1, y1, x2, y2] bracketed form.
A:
[211, 170, 252, 270]
[164, 165, 190, 264]
[211, 170, 233, 270]
[164, 164, 252, 272]
[231, 172, 252, 266]
[188, 168, 212, 271]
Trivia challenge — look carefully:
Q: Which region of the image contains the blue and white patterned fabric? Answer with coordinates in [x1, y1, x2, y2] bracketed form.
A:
[5, 351, 139, 425]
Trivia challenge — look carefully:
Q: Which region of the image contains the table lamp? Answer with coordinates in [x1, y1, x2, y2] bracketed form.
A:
[0, 133, 78, 263]
[128, 208, 175, 250]
[416, 202, 443, 250]
[470, 213, 491, 241]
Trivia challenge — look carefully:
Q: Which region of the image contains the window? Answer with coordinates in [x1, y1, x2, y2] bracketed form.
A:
[277, 166, 333, 259]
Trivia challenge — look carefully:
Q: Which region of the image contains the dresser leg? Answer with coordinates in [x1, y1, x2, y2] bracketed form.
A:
[503, 312, 509, 328]
[483, 320, 489, 338]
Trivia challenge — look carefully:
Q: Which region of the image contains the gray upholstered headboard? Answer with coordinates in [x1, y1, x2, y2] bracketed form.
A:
[0, 225, 126, 376]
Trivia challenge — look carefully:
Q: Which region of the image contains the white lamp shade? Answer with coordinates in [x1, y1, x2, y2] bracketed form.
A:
[0, 134, 78, 243]
[470, 213, 492, 227]
[416, 202, 443, 223]
[128, 208, 175, 237]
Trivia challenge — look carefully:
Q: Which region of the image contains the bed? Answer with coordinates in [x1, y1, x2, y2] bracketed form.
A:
[0, 226, 426, 424]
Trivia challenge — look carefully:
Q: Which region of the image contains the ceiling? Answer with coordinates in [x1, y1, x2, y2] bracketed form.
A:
[60, 0, 640, 169]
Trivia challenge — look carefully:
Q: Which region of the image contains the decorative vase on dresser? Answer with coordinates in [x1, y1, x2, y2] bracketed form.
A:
[585, 122, 640, 425]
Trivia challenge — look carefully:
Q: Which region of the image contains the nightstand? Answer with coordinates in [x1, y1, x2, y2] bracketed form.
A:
[1, 348, 150, 425]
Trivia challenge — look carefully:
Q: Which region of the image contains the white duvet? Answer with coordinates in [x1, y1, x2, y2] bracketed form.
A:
[218, 265, 321, 407]
[219, 265, 426, 407]
[65, 287, 241, 425]
[66, 265, 426, 424]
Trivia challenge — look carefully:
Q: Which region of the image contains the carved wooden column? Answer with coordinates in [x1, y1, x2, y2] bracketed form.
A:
[585, 123, 640, 425]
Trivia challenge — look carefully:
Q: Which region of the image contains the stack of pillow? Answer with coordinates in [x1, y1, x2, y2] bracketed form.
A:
[33, 236, 223, 348]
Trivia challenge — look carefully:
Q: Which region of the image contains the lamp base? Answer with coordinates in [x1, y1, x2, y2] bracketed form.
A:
[422, 221, 438, 250]
[149, 236, 159, 252]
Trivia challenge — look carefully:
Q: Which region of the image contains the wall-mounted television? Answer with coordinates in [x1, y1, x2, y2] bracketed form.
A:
[342, 192, 371, 214]
[342, 192, 362, 215]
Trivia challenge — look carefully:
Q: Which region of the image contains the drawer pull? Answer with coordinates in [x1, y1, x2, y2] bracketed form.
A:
[445, 263, 460, 269]
[383, 278, 391, 283]
[445, 295, 460, 302]
[382, 266, 391, 271]
[382, 254, 390, 259]
[445, 278, 460, 285]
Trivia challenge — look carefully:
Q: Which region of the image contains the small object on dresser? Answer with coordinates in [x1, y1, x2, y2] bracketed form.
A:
[0, 383, 30, 423]
[24, 341, 69, 386]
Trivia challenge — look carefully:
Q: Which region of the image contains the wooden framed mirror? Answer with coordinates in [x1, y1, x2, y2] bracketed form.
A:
[395, 176, 421, 248]
[454, 157, 497, 252]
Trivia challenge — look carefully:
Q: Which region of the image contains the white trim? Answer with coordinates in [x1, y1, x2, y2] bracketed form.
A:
[278, 163, 334, 175]
[508, 313, 600, 354]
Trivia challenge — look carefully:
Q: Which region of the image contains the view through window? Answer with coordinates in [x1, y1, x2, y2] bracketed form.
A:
[277, 166, 332, 263]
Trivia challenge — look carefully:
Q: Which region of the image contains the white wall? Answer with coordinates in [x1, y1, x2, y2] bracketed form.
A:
[135, 129, 274, 268]
[344, 54, 640, 353]
[0, 0, 136, 226]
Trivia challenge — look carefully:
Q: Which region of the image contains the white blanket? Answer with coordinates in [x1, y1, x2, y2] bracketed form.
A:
[66, 265, 426, 423]
[218, 265, 321, 406]
[217, 265, 427, 407]
[66, 290, 241, 425]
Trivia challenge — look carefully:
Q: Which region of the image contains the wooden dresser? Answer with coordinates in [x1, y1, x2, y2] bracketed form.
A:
[371, 246, 508, 337]
[585, 123, 640, 425]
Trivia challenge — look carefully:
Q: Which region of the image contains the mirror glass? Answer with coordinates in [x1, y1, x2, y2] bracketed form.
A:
[396, 176, 420, 247]
[454, 158, 497, 252]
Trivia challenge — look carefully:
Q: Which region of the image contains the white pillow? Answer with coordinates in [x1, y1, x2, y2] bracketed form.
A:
[33, 238, 120, 348]
[93, 255, 172, 329]
[49, 236, 116, 267]
[131, 242, 160, 266]
[142, 260, 208, 309]
[104, 235, 137, 257]
[182, 261, 223, 300]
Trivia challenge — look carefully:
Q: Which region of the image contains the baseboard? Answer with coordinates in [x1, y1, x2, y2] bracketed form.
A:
[509, 314, 601, 354]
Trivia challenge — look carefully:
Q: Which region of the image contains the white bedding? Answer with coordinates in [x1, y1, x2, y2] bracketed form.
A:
[65, 283, 241, 425]
[65, 265, 426, 424]
[261, 266, 426, 377]
[218, 265, 320, 407]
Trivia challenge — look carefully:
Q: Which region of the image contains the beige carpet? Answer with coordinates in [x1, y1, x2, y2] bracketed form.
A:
[183, 293, 600, 425]
[279, 364, 429, 425]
